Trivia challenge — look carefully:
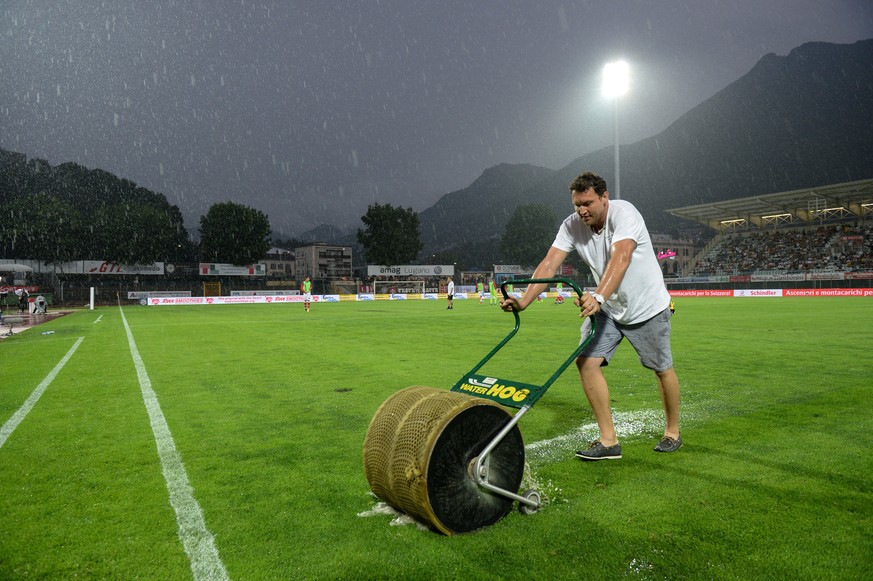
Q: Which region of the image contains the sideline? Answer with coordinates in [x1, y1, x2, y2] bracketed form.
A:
[0, 337, 84, 448]
[0, 310, 75, 338]
[118, 305, 229, 581]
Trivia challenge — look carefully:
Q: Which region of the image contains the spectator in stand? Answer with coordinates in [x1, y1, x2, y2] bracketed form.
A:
[693, 224, 872, 276]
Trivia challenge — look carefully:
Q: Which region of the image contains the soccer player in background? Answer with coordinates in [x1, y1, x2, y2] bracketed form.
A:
[446, 277, 455, 310]
[302, 276, 312, 312]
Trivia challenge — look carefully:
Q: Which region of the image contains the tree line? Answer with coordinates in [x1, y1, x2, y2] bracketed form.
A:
[1, 150, 564, 271]
[0, 153, 271, 266]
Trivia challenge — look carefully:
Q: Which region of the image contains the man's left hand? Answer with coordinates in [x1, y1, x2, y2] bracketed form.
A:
[576, 294, 601, 317]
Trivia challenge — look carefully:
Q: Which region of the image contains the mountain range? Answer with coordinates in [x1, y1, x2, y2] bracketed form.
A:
[305, 38, 873, 264]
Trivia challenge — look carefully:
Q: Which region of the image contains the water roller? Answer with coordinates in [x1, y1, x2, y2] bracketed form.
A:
[363, 278, 596, 534]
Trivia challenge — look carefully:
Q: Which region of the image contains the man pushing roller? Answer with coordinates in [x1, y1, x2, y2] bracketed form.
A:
[500, 172, 682, 460]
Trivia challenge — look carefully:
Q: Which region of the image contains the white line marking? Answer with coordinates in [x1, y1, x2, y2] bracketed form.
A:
[118, 306, 229, 581]
[525, 409, 668, 464]
[93, 315, 103, 323]
[0, 337, 84, 449]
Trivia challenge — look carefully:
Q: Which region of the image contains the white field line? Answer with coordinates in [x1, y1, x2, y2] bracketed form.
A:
[119, 306, 229, 581]
[93, 315, 103, 323]
[0, 337, 85, 449]
[525, 408, 669, 463]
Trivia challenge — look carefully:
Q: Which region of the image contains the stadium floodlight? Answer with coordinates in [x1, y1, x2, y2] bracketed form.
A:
[602, 61, 629, 97]
[602, 60, 629, 200]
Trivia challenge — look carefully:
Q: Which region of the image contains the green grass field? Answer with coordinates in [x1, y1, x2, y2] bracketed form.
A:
[1, 297, 871, 579]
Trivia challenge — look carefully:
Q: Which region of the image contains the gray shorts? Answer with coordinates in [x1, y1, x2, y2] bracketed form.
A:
[579, 308, 674, 372]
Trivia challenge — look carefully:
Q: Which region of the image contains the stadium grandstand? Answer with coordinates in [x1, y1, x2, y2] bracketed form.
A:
[667, 178, 873, 233]
[664, 178, 873, 289]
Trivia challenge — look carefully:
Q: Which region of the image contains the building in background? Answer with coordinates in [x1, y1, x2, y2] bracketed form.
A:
[263, 247, 296, 280]
[651, 234, 697, 277]
[295, 244, 353, 280]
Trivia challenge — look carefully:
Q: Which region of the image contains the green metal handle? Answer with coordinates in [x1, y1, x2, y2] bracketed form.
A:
[458, 277, 596, 404]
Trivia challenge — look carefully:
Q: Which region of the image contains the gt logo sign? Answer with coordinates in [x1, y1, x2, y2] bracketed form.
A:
[89, 261, 123, 273]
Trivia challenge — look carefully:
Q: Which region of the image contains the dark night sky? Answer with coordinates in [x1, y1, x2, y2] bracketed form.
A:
[2, 1, 872, 237]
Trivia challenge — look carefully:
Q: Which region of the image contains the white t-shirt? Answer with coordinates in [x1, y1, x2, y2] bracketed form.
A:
[552, 199, 670, 325]
[447, 280, 455, 294]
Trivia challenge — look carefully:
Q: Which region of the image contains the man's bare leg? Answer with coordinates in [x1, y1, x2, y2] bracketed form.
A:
[655, 367, 680, 439]
[577, 356, 618, 446]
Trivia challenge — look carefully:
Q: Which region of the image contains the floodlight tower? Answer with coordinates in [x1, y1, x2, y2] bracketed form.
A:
[602, 60, 629, 200]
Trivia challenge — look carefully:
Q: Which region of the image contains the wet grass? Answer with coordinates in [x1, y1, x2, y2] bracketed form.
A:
[0, 297, 870, 579]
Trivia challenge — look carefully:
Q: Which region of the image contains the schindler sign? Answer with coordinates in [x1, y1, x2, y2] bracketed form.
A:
[367, 265, 455, 277]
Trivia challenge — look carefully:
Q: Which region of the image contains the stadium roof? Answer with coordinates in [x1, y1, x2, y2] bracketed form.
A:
[666, 178, 873, 231]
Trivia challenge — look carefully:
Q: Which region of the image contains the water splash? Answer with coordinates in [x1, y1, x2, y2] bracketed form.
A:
[357, 498, 429, 532]
[520, 462, 566, 508]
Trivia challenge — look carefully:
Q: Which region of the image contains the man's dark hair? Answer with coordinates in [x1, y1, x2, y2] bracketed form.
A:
[569, 172, 608, 196]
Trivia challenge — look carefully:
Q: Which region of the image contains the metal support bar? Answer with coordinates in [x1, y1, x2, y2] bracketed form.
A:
[473, 405, 539, 509]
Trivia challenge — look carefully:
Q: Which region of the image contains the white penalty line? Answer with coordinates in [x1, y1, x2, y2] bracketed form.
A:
[118, 306, 229, 581]
[0, 337, 85, 449]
